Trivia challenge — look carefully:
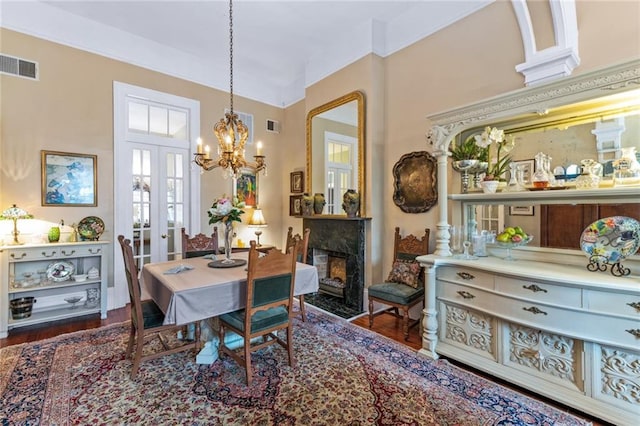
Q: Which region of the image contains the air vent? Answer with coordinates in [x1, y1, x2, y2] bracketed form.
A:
[0, 54, 38, 80]
[225, 109, 254, 143]
[266, 119, 280, 133]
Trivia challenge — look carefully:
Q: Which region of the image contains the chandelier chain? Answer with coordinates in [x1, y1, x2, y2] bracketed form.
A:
[228, 0, 233, 115]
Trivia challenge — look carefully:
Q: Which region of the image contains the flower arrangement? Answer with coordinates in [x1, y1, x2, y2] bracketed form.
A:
[473, 126, 514, 180]
[207, 195, 245, 225]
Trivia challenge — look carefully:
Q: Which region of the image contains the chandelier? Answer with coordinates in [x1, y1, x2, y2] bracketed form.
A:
[194, 0, 266, 177]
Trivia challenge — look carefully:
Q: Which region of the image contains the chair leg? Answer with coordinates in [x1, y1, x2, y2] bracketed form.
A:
[126, 323, 136, 358]
[402, 308, 410, 341]
[368, 299, 375, 328]
[286, 326, 295, 367]
[244, 336, 253, 386]
[298, 295, 307, 322]
[130, 333, 145, 379]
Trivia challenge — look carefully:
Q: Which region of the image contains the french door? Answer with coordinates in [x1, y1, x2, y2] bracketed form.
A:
[113, 82, 200, 309]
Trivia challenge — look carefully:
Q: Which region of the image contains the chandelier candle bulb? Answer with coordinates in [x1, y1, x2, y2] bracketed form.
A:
[256, 141, 263, 156]
[197, 137, 203, 154]
[204, 145, 210, 159]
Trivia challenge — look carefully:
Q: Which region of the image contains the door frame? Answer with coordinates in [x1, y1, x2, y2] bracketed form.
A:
[112, 81, 201, 309]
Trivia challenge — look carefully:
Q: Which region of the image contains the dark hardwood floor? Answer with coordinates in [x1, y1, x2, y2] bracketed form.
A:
[1, 306, 608, 425]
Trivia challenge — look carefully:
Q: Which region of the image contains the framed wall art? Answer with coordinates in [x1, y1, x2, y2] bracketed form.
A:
[289, 195, 302, 216]
[509, 205, 535, 216]
[234, 168, 257, 208]
[512, 158, 535, 184]
[41, 150, 97, 206]
[290, 171, 304, 193]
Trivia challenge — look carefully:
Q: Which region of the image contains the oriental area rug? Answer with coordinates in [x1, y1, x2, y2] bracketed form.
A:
[1, 306, 590, 425]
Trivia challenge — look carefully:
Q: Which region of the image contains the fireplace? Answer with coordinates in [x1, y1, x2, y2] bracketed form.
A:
[303, 216, 370, 311]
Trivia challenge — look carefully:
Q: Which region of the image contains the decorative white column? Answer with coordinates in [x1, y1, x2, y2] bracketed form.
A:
[419, 264, 439, 360]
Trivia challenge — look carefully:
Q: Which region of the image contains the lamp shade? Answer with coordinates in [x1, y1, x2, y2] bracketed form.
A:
[1, 204, 32, 220]
[248, 209, 267, 227]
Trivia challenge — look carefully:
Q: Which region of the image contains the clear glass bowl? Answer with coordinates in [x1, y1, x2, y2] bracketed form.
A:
[495, 236, 533, 261]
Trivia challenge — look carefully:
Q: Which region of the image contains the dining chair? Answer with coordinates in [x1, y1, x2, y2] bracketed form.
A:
[218, 239, 299, 385]
[286, 226, 310, 321]
[117, 235, 200, 379]
[368, 227, 430, 341]
[181, 227, 219, 258]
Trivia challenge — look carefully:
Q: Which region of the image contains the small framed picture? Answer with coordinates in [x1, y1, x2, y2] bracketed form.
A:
[290, 171, 304, 193]
[234, 168, 257, 208]
[511, 158, 535, 184]
[509, 205, 534, 216]
[41, 150, 97, 206]
[289, 195, 302, 216]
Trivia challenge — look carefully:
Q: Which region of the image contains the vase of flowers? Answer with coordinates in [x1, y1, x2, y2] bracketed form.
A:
[208, 195, 245, 263]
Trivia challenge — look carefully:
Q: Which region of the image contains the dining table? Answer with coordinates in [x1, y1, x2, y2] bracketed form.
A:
[141, 251, 319, 326]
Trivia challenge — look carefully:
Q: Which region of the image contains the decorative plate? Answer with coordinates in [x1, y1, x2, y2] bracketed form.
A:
[580, 216, 640, 264]
[46, 261, 75, 282]
[78, 216, 105, 241]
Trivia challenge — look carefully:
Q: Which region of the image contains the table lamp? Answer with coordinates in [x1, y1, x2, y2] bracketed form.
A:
[1, 204, 34, 245]
[248, 208, 268, 246]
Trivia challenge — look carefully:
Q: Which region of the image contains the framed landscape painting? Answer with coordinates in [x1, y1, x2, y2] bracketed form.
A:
[41, 151, 97, 206]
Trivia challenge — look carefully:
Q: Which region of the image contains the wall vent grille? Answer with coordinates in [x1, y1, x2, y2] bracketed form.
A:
[0, 54, 38, 80]
[266, 119, 280, 133]
[225, 109, 254, 144]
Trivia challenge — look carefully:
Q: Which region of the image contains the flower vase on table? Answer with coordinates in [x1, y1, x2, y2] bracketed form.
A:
[207, 195, 246, 268]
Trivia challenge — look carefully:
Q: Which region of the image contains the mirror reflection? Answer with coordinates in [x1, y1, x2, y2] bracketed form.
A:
[306, 91, 365, 215]
[460, 89, 640, 251]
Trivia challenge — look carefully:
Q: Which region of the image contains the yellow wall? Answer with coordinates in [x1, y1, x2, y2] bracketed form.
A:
[1, 0, 638, 292]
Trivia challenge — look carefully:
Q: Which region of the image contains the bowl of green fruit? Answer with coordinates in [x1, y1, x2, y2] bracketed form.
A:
[495, 227, 533, 260]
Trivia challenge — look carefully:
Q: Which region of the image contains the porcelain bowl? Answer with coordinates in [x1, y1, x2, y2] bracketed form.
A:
[72, 274, 88, 282]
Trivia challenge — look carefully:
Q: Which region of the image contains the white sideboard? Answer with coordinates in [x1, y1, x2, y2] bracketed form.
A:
[1, 241, 109, 338]
[417, 254, 640, 425]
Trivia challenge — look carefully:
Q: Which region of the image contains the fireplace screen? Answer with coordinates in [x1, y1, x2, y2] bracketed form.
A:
[318, 253, 347, 298]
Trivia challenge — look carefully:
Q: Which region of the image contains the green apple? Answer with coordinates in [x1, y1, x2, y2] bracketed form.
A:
[504, 227, 516, 236]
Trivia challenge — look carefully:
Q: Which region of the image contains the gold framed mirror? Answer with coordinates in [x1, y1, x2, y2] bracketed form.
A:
[306, 91, 365, 216]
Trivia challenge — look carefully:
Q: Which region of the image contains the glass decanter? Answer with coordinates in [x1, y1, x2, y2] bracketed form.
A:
[575, 159, 602, 190]
[613, 147, 640, 186]
[505, 162, 525, 192]
[531, 152, 550, 189]
[543, 155, 557, 187]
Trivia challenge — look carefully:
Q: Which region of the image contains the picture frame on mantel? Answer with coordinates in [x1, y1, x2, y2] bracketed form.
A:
[41, 150, 97, 206]
[290, 171, 304, 193]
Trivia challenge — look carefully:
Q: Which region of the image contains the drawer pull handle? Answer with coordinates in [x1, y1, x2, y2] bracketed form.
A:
[89, 248, 101, 254]
[62, 250, 76, 256]
[523, 306, 547, 315]
[10, 253, 27, 259]
[626, 329, 640, 338]
[523, 284, 547, 293]
[456, 272, 475, 280]
[41, 251, 56, 258]
[456, 290, 475, 299]
[627, 302, 640, 313]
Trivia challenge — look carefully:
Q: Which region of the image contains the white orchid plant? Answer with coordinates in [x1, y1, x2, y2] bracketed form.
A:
[207, 195, 245, 225]
[473, 126, 515, 180]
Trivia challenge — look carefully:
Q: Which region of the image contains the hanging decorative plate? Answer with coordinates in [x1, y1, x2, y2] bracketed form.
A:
[580, 216, 640, 266]
[77, 216, 105, 241]
[46, 261, 75, 282]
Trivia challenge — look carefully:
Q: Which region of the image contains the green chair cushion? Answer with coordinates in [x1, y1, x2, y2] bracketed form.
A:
[220, 306, 289, 334]
[141, 299, 166, 328]
[368, 282, 424, 305]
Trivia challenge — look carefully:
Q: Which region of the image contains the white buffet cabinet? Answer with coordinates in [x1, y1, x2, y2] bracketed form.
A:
[417, 188, 640, 425]
[1, 241, 109, 338]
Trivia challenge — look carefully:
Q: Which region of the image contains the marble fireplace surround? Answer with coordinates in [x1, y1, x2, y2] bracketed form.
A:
[303, 216, 371, 311]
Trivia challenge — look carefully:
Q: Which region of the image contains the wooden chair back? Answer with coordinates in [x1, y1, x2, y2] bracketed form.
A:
[181, 227, 218, 258]
[118, 235, 145, 330]
[393, 226, 430, 264]
[286, 227, 310, 263]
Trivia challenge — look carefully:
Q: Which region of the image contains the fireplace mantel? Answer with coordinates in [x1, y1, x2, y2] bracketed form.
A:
[303, 216, 371, 310]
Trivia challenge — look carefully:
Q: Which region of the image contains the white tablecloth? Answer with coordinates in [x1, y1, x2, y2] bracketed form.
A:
[141, 252, 319, 325]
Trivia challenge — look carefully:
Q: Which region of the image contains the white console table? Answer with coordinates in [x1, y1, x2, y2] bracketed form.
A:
[1, 241, 109, 338]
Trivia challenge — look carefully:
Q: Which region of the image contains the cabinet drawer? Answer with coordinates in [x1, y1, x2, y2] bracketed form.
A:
[584, 290, 640, 318]
[437, 266, 494, 290]
[7, 245, 104, 262]
[495, 276, 582, 308]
